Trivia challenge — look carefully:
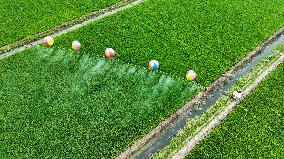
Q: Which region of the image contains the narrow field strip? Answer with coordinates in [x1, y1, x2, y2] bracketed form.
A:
[154, 45, 284, 159]
[0, 0, 143, 56]
[1, 0, 284, 158]
[186, 55, 284, 158]
[0, 0, 132, 49]
[0, 46, 202, 158]
[120, 28, 284, 159]
[55, 0, 284, 86]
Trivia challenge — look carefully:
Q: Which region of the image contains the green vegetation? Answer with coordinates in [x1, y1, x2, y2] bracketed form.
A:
[187, 60, 284, 158]
[0, 46, 201, 158]
[155, 48, 283, 159]
[2, 0, 284, 158]
[0, 0, 123, 47]
[55, 0, 284, 86]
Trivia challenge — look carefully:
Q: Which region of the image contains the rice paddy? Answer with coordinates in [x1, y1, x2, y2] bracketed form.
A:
[187, 62, 284, 158]
[55, 0, 284, 86]
[1, 0, 284, 158]
[0, 0, 123, 47]
[155, 46, 284, 159]
[0, 46, 201, 158]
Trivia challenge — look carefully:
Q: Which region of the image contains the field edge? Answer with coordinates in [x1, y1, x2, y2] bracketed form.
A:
[117, 26, 284, 159]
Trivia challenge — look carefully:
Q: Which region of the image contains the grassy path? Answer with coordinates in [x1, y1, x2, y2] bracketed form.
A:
[153, 44, 284, 158]
[187, 61, 284, 158]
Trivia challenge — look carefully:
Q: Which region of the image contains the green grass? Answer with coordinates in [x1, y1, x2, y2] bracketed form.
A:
[155, 48, 282, 159]
[187, 63, 284, 158]
[55, 0, 284, 86]
[2, 0, 284, 158]
[0, 0, 123, 47]
[0, 46, 201, 158]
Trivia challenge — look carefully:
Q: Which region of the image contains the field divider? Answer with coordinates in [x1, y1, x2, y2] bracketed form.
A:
[0, 0, 143, 59]
[171, 54, 284, 159]
[117, 26, 284, 159]
[154, 45, 284, 158]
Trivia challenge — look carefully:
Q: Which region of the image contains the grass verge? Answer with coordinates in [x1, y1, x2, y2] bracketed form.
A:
[0, 46, 202, 158]
[154, 46, 284, 158]
[186, 47, 284, 158]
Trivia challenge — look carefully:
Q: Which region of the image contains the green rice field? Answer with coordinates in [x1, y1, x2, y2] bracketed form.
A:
[1, 0, 284, 158]
[55, 0, 284, 86]
[0, 46, 201, 158]
[0, 0, 123, 47]
[187, 62, 284, 158]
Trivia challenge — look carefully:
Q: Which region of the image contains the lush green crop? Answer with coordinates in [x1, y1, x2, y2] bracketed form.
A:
[187, 63, 284, 158]
[0, 0, 123, 47]
[55, 0, 284, 86]
[0, 46, 201, 158]
[155, 49, 281, 159]
[2, 0, 284, 158]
